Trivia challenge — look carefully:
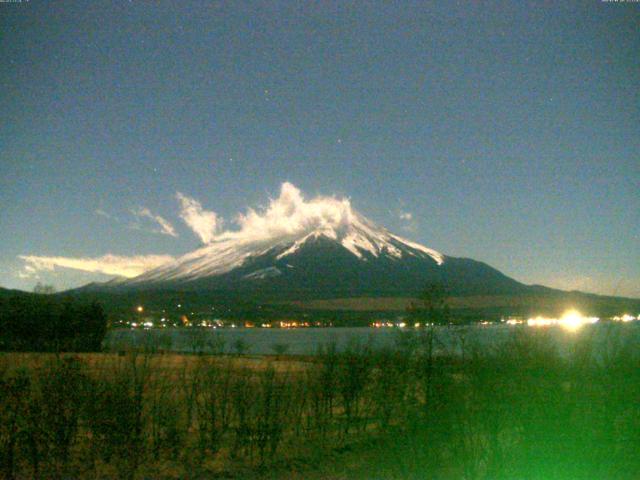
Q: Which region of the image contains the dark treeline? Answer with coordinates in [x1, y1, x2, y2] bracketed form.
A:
[0, 294, 107, 352]
[0, 325, 638, 479]
[63, 283, 640, 326]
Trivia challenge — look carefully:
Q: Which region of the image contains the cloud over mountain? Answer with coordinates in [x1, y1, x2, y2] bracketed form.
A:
[218, 182, 356, 244]
[18, 254, 175, 278]
[176, 192, 221, 244]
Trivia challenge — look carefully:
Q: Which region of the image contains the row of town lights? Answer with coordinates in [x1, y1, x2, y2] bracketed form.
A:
[133, 305, 637, 330]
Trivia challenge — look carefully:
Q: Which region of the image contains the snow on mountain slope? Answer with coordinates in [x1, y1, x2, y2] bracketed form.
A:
[127, 183, 443, 285]
[243, 266, 282, 280]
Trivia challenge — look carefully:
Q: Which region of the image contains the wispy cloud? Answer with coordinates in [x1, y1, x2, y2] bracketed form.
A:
[95, 209, 114, 220]
[176, 192, 221, 244]
[396, 208, 417, 232]
[17, 264, 39, 279]
[131, 207, 178, 237]
[19, 254, 175, 278]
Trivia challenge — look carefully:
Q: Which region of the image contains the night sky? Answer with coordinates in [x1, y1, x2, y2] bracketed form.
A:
[1, 1, 638, 297]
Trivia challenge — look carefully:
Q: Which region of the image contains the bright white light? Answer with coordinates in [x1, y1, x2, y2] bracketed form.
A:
[560, 309, 598, 331]
[560, 310, 583, 331]
[526, 310, 598, 331]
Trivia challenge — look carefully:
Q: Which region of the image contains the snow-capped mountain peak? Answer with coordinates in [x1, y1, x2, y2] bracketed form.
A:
[126, 183, 443, 285]
[129, 215, 443, 285]
[274, 213, 443, 264]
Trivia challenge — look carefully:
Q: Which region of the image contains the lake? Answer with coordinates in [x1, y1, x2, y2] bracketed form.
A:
[104, 322, 639, 356]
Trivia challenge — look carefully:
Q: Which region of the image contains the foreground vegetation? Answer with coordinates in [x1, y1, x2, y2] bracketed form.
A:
[0, 294, 107, 352]
[0, 325, 638, 479]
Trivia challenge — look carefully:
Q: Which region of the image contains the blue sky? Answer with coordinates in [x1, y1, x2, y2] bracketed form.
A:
[1, 1, 638, 297]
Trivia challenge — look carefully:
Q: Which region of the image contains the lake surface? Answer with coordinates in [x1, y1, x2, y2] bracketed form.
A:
[104, 323, 639, 356]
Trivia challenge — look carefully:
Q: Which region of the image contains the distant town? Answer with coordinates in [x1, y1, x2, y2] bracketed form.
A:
[116, 304, 640, 330]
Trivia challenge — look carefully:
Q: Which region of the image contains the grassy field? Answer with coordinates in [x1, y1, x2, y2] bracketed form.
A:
[1, 325, 639, 479]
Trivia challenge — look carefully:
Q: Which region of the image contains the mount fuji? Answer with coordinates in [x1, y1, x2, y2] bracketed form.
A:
[71, 183, 639, 317]
[89, 183, 527, 301]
